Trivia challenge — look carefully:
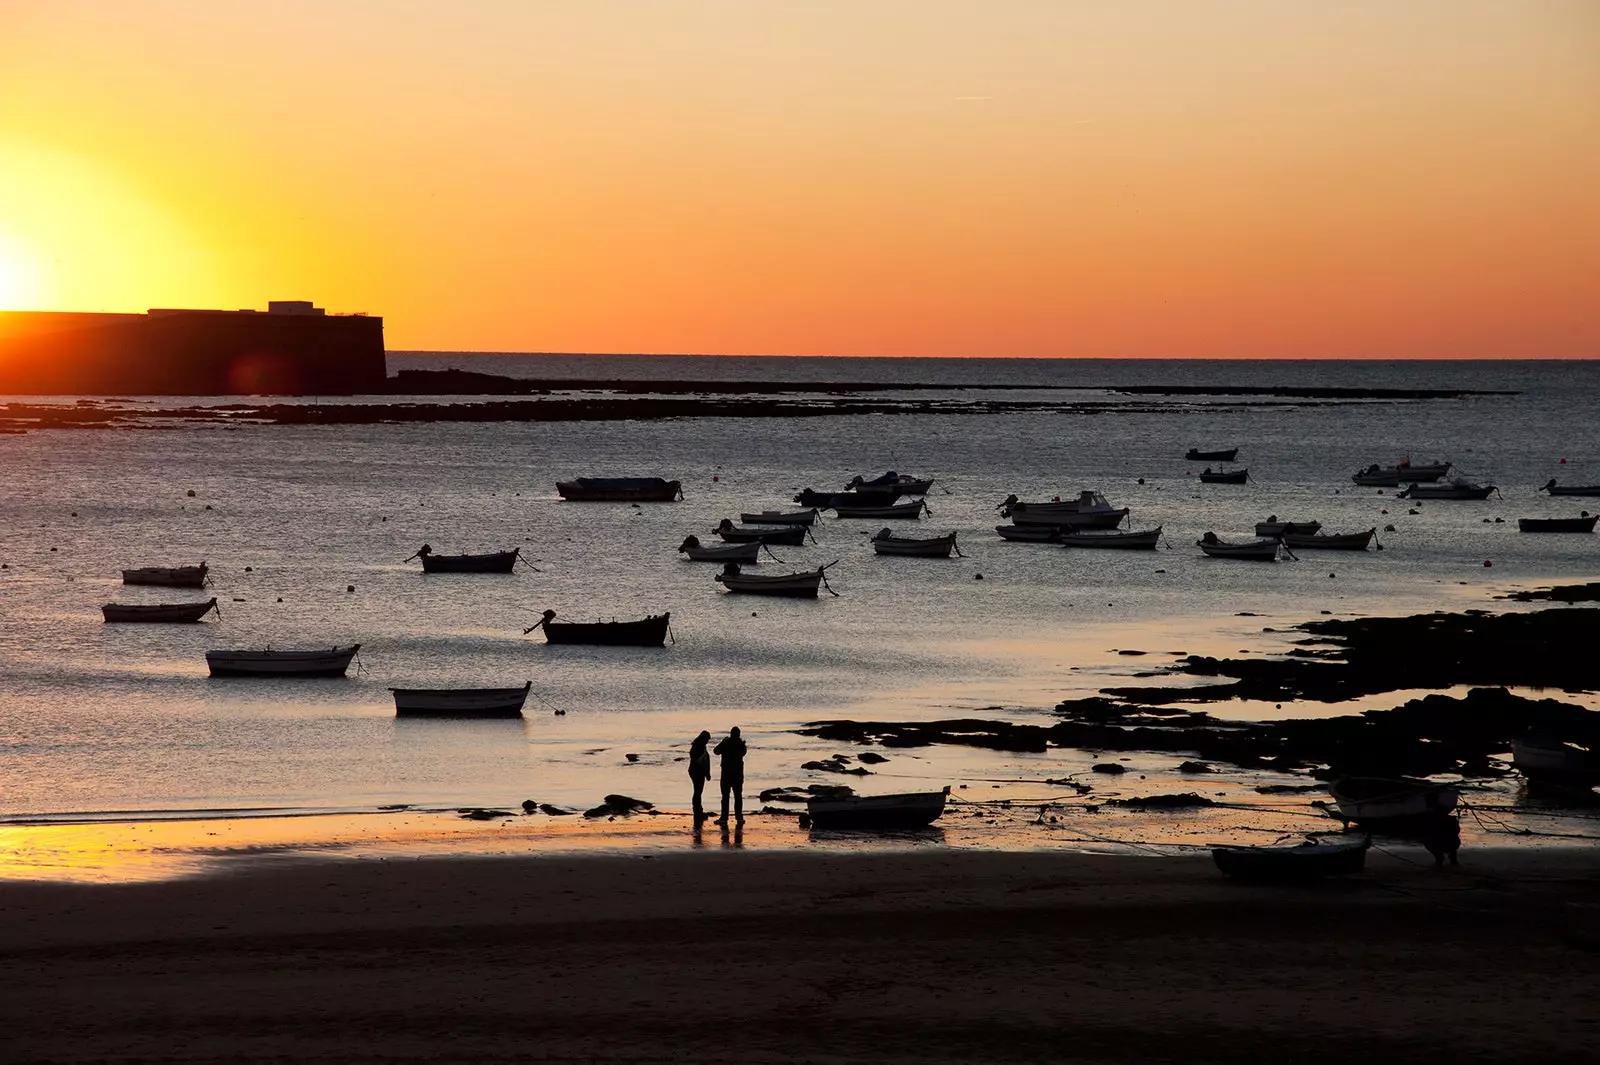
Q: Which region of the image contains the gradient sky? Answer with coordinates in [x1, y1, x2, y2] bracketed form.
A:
[1, 1, 1596, 357]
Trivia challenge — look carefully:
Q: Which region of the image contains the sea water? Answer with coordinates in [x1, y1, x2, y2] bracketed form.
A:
[1, 357, 1597, 822]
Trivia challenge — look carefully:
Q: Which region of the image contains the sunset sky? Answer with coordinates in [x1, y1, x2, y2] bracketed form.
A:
[1, 1, 1596, 357]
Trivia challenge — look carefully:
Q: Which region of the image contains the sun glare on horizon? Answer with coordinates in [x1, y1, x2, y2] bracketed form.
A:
[0, 233, 45, 311]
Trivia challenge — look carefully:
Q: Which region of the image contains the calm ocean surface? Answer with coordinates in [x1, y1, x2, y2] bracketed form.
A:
[2, 357, 1598, 822]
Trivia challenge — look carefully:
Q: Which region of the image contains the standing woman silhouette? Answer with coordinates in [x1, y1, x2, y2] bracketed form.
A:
[688, 730, 712, 824]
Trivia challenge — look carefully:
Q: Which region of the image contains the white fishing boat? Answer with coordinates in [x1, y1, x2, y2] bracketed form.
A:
[1398, 479, 1496, 500]
[1281, 528, 1376, 550]
[390, 681, 532, 718]
[738, 509, 818, 526]
[122, 562, 209, 588]
[805, 788, 948, 830]
[1196, 533, 1279, 560]
[869, 529, 958, 557]
[1058, 526, 1162, 550]
[714, 563, 832, 597]
[999, 492, 1128, 529]
[206, 644, 361, 677]
[1325, 777, 1459, 826]
[678, 536, 761, 562]
[102, 598, 220, 623]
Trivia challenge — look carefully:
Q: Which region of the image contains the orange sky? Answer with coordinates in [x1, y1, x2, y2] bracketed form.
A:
[1, 1, 1596, 357]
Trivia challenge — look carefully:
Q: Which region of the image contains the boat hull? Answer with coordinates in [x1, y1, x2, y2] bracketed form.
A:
[795, 489, 899, 509]
[738, 510, 817, 526]
[391, 682, 531, 718]
[538, 614, 670, 647]
[1199, 469, 1249, 484]
[1325, 777, 1459, 828]
[1186, 448, 1238, 462]
[832, 501, 926, 520]
[1282, 529, 1376, 550]
[557, 478, 681, 502]
[849, 474, 934, 495]
[102, 598, 218, 623]
[715, 570, 824, 597]
[1212, 837, 1370, 880]
[1198, 538, 1278, 560]
[1517, 516, 1597, 533]
[1006, 506, 1129, 528]
[870, 532, 956, 557]
[1059, 527, 1162, 549]
[1398, 483, 1495, 500]
[806, 790, 947, 830]
[207, 645, 360, 677]
[1255, 521, 1321, 538]
[995, 524, 1060, 542]
[122, 565, 208, 588]
[1512, 737, 1600, 781]
[420, 550, 519, 573]
[716, 525, 807, 545]
[1542, 483, 1600, 497]
[682, 542, 761, 561]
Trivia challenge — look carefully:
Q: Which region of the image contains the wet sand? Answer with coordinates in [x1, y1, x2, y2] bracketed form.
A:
[2, 847, 1596, 1064]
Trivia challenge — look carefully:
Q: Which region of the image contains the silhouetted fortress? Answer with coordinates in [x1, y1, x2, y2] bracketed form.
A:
[0, 301, 385, 395]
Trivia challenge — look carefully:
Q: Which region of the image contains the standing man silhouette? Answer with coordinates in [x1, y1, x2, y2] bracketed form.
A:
[714, 726, 747, 825]
[688, 730, 712, 824]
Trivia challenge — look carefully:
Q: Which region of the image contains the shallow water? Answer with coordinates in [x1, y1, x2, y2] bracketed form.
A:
[1, 356, 1597, 822]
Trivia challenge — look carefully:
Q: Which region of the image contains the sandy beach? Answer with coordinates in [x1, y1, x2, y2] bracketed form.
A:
[2, 845, 1596, 1064]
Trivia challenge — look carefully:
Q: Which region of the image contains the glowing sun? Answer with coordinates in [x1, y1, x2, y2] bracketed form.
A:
[0, 234, 44, 310]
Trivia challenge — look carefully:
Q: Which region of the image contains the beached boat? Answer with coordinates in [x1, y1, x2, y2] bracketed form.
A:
[1398, 480, 1496, 500]
[1540, 479, 1600, 498]
[714, 563, 830, 597]
[122, 562, 208, 588]
[556, 477, 682, 502]
[102, 598, 220, 623]
[1511, 736, 1600, 781]
[1324, 776, 1459, 827]
[409, 544, 520, 573]
[524, 610, 670, 646]
[847, 471, 934, 496]
[714, 519, 808, 545]
[1197, 533, 1278, 560]
[738, 509, 818, 527]
[678, 536, 761, 562]
[832, 499, 928, 520]
[390, 681, 532, 718]
[1212, 835, 1371, 881]
[994, 524, 1062, 543]
[1517, 515, 1597, 533]
[1186, 447, 1238, 462]
[206, 645, 360, 677]
[805, 788, 948, 830]
[1198, 467, 1249, 484]
[1281, 528, 1376, 550]
[1254, 518, 1321, 538]
[794, 488, 899, 509]
[999, 492, 1129, 529]
[870, 528, 958, 557]
[1058, 526, 1162, 550]
[1351, 466, 1402, 487]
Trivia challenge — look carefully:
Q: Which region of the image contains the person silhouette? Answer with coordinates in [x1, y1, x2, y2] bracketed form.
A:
[714, 727, 747, 825]
[688, 730, 712, 824]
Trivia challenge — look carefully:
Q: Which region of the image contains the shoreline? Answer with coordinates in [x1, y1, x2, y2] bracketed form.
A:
[2, 846, 1596, 1063]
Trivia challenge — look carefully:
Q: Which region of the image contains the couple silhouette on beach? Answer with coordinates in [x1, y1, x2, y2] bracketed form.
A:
[688, 728, 745, 826]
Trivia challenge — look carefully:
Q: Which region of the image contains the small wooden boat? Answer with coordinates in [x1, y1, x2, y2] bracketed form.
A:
[391, 681, 532, 718]
[832, 499, 928, 520]
[1185, 447, 1238, 462]
[1198, 467, 1249, 484]
[556, 477, 682, 502]
[1511, 736, 1600, 781]
[1517, 515, 1597, 533]
[1540, 479, 1600, 498]
[870, 528, 957, 557]
[678, 536, 761, 562]
[738, 509, 818, 527]
[1324, 776, 1458, 827]
[102, 598, 220, 623]
[1254, 518, 1321, 538]
[714, 563, 830, 597]
[847, 472, 934, 496]
[1398, 480, 1496, 500]
[1197, 533, 1278, 560]
[1351, 466, 1402, 487]
[1212, 835, 1370, 881]
[525, 610, 670, 646]
[1281, 528, 1376, 550]
[715, 519, 808, 545]
[995, 524, 1061, 543]
[1059, 526, 1162, 550]
[122, 562, 208, 588]
[794, 488, 899, 509]
[409, 544, 520, 573]
[806, 788, 948, 830]
[206, 645, 360, 677]
[999, 492, 1128, 529]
